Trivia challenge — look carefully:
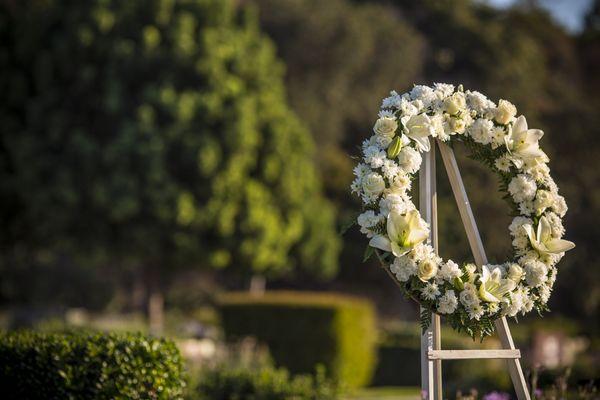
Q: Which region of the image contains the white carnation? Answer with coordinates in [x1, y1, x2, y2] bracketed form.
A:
[508, 174, 537, 203]
[364, 146, 387, 169]
[410, 85, 437, 107]
[552, 194, 568, 217]
[379, 193, 409, 216]
[524, 260, 548, 287]
[390, 256, 417, 282]
[438, 260, 462, 282]
[466, 90, 495, 114]
[397, 146, 422, 174]
[468, 118, 494, 145]
[459, 283, 480, 308]
[509, 216, 533, 236]
[381, 158, 401, 181]
[437, 290, 458, 314]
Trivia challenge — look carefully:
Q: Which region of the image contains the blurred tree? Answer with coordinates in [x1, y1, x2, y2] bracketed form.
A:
[250, 0, 425, 202]
[0, 0, 339, 331]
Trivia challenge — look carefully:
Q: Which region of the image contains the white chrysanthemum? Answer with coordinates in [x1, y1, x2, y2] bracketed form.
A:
[459, 283, 480, 308]
[397, 97, 420, 117]
[534, 190, 555, 216]
[466, 90, 495, 114]
[430, 114, 445, 138]
[538, 284, 551, 303]
[364, 146, 387, 169]
[379, 193, 409, 216]
[468, 304, 485, 320]
[353, 163, 371, 179]
[468, 118, 494, 145]
[524, 260, 548, 287]
[350, 178, 362, 195]
[421, 283, 441, 300]
[495, 154, 512, 172]
[491, 126, 506, 149]
[508, 174, 537, 203]
[526, 162, 550, 182]
[381, 159, 401, 181]
[410, 85, 437, 107]
[397, 146, 422, 174]
[378, 109, 395, 119]
[381, 90, 401, 109]
[438, 260, 462, 282]
[509, 216, 532, 237]
[519, 250, 540, 265]
[437, 290, 458, 314]
[390, 256, 417, 282]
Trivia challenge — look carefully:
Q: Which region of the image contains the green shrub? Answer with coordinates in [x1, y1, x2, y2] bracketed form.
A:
[197, 365, 337, 400]
[219, 291, 377, 389]
[0, 330, 185, 400]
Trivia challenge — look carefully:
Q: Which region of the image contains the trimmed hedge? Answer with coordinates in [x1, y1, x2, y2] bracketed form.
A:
[0, 330, 185, 399]
[197, 366, 337, 400]
[219, 291, 377, 389]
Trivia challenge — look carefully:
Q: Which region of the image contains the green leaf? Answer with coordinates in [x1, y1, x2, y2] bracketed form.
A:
[363, 245, 375, 263]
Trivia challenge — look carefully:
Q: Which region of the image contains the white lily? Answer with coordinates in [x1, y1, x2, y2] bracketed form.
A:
[400, 113, 434, 152]
[369, 209, 429, 257]
[523, 216, 575, 256]
[504, 116, 549, 167]
[478, 265, 516, 303]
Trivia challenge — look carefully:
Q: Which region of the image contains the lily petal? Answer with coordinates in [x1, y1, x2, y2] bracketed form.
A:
[369, 235, 392, 252]
[545, 238, 575, 253]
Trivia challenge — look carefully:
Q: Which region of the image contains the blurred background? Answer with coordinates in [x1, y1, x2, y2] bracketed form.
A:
[0, 0, 599, 398]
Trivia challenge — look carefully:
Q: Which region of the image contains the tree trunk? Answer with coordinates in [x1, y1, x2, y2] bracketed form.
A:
[249, 274, 266, 295]
[145, 265, 164, 335]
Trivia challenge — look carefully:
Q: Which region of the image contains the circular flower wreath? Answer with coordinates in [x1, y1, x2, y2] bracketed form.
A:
[351, 83, 575, 338]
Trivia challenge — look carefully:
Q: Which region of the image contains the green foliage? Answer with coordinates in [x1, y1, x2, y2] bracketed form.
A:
[0, 0, 339, 286]
[219, 291, 377, 389]
[196, 365, 338, 400]
[0, 330, 185, 399]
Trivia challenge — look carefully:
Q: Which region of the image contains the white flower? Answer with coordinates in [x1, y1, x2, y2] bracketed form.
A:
[443, 92, 466, 116]
[509, 216, 533, 236]
[438, 260, 462, 282]
[466, 90, 495, 114]
[508, 174, 537, 203]
[464, 263, 477, 283]
[552, 194, 567, 217]
[494, 99, 517, 125]
[495, 155, 512, 172]
[397, 146, 422, 174]
[353, 163, 371, 179]
[523, 216, 575, 257]
[545, 212, 565, 237]
[443, 115, 466, 135]
[504, 115, 549, 167]
[468, 118, 494, 145]
[429, 114, 445, 138]
[421, 282, 441, 300]
[390, 256, 417, 282]
[362, 172, 386, 198]
[533, 190, 555, 216]
[538, 284, 552, 303]
[381, 158, 401, 181]
[389, 172, 411, 193]
[357, 210, 383, 233]
[369, 209, 430, 257]
[491, 126, 506, 149]
[433, 83, 455, 98]
[523, 260, 548, 287]
[373, 116, 398, 141]
[468, 304, 485, 320]
[478, 265, 516, 302]
[401, 113, 434, 151]
[519, 200, 535, 216]
[459, 282, 480, 308]
[417, 258, 439, 282]
[410, 85, 437, 107]
[437, 290, 458, 314]
[381, 91, 401, 109]
[378, 109, 395, 119]
[507, 263, 524, 282]
[364, 146, 387, 169]
[379, 193, 409, 216]
[409, 243, 437, 263]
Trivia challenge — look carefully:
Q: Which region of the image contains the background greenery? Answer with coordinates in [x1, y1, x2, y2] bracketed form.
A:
[0, 0, 598, 398]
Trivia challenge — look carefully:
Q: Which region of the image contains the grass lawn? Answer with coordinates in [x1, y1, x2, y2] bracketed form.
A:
[343, 386, 421, 400]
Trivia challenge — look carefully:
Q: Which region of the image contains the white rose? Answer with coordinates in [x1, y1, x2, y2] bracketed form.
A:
[362, 172, 385, 197]
[494, 99, 517, 125]
[443, 92, 466, 115]
[417, 259, 438, 282]
[459, 283, 480, 307]
[373, 117, 398, 140]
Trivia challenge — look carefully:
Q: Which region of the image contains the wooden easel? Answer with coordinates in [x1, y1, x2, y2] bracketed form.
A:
[418, 138, 531, 400]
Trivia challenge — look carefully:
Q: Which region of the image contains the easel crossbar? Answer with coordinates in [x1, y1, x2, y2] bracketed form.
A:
[417, 138, 531, 400]
[428, 349, 520, 360]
